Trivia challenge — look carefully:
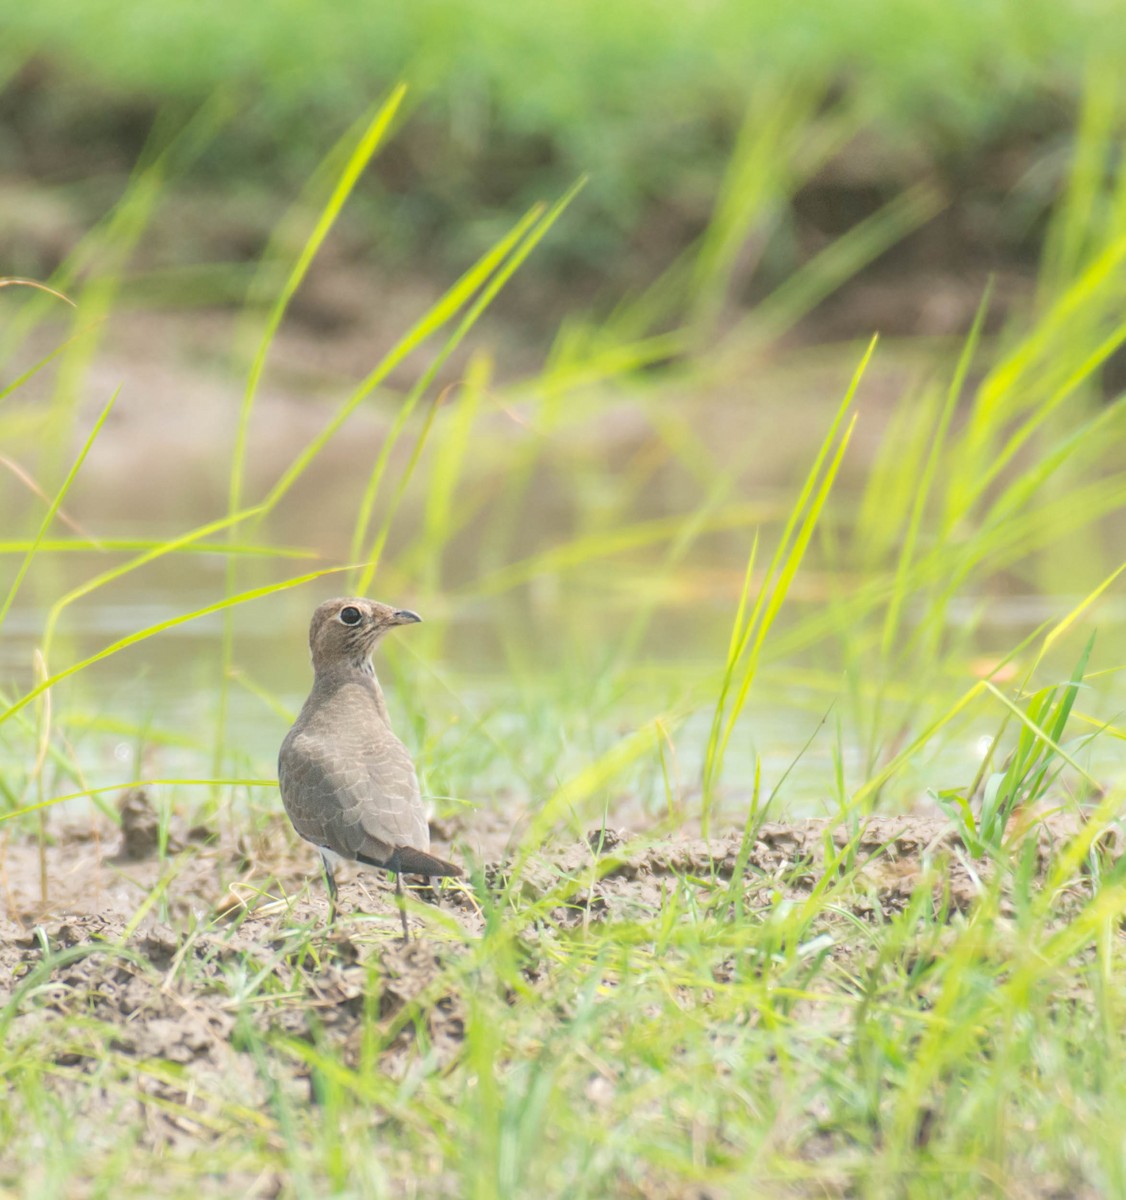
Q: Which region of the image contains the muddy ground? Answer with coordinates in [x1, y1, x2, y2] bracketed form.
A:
[0, 789, 1106, 1199]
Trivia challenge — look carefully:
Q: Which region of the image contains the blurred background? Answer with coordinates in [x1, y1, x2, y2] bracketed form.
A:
[1, 0, 1124, 828]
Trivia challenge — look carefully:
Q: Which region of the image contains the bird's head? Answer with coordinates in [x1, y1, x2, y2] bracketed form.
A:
[307, 597, 421, 673]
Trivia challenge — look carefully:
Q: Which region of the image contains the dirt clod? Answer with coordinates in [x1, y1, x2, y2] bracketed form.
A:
[117, 787, 160, 859]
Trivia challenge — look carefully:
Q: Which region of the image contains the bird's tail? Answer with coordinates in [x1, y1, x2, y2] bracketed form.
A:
[359, 846, 463, 878]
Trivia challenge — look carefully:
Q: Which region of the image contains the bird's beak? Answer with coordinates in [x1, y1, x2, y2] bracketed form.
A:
[392, 609, 422, 625]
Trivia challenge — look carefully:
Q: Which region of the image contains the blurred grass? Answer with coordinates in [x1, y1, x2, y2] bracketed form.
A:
[4, 0, 1126, 291]
[0, 17, 1125, 1196]
[5, 0, 1123, 168]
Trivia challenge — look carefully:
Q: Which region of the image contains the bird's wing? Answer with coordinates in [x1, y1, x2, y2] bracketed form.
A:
[279, 724, 429, 866]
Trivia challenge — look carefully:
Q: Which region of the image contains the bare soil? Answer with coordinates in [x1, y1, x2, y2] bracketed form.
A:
[1, 792, 1102, 1192]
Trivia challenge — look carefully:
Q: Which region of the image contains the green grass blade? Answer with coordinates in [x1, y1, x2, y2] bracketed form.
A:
[881, 284, 991, 657]
[701, 337, 874, 813]
[215, 87, 405, 786]
[742, 183, 945, 346]
[0, 778, 277, 824]
[982, 681, 1101, 790]
[0, 324, 100, 408]
[227, 85, 406, 520]
[0, 388, 118, 629]
[716, 412, 859, 771]
[0, 539, 313, 557]
[258, 202, 545, 517]
[40, 504, 269, 666]
[0, 562, 363, 729]
[1047, 631, 1097, 745]
[351, 178, 586, 593]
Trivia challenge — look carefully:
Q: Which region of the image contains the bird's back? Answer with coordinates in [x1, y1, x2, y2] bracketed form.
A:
[279, 672, 429, 866]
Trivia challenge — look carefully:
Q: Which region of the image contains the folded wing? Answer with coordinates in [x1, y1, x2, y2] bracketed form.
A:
[279, 724, 430, 864]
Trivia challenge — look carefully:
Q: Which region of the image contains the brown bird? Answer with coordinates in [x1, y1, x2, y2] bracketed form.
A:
[278, 597, 461, 939]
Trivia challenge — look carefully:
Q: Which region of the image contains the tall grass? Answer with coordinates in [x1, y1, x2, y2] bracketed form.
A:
[0, 70, 1125, 1200]
[1, 73, 1122, 835]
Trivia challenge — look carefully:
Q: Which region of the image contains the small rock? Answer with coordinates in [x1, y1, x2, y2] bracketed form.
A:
[118, 788, 160, 859]
[586, 827, 628, 854]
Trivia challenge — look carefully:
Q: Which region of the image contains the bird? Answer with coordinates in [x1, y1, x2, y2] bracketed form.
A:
[278, 597, 461, 940]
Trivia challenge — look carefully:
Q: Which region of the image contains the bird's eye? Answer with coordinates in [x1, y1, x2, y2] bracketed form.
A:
[339, 606, 362, 627]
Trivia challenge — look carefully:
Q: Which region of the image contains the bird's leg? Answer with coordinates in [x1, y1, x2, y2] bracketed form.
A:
[320, 850, 339, 925]
[394, 869, 410, 943]
[387, 848, 410, 943]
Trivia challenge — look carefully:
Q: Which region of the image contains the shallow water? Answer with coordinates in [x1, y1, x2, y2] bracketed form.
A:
[2, 311, 1124, 829]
